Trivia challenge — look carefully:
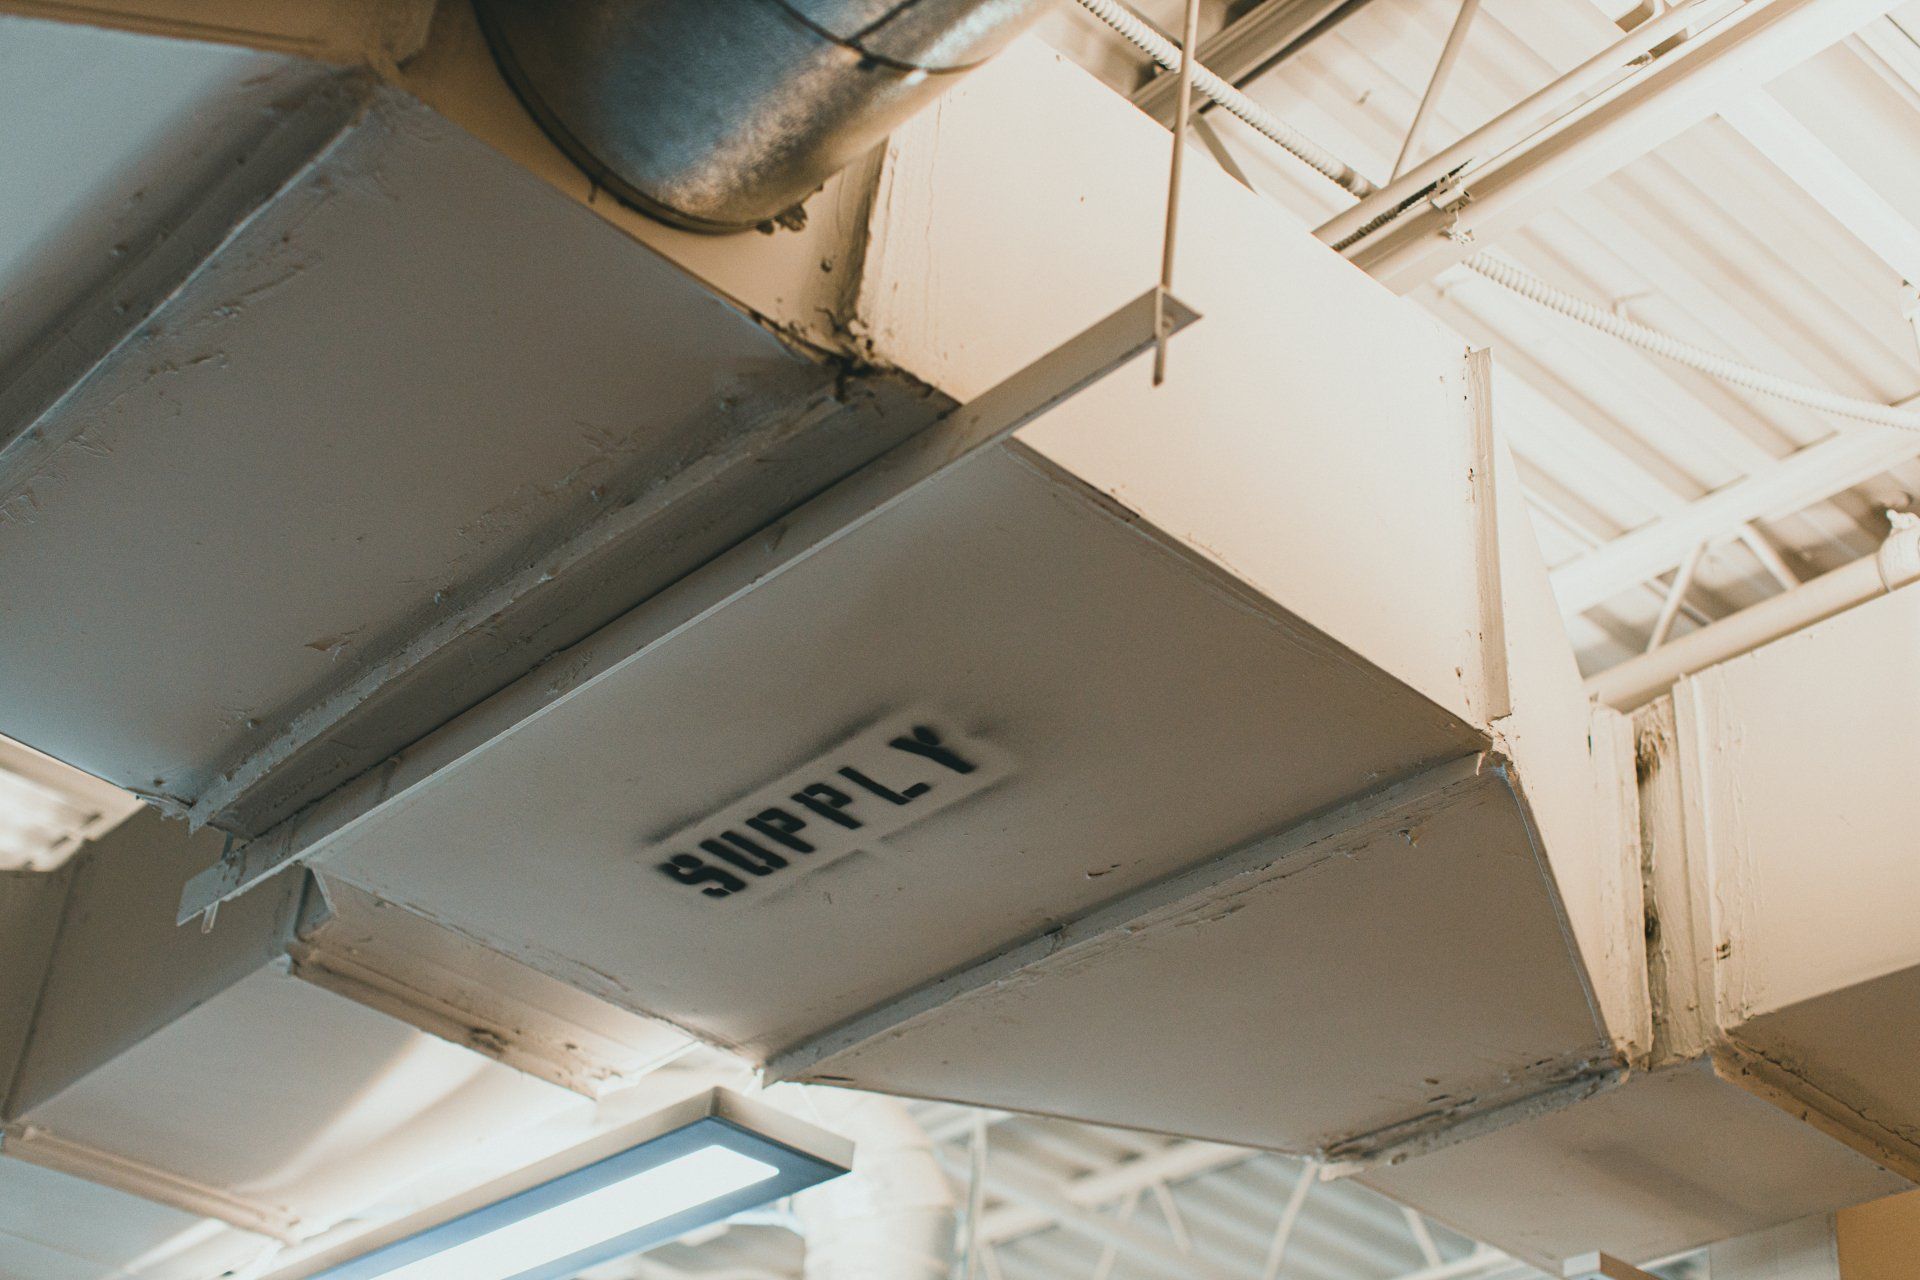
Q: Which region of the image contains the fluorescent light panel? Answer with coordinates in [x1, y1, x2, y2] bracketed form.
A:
[308, 1090, 850, 1280]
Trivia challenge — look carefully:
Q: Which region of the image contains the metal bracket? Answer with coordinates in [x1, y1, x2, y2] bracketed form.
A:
[1427, 173, 1473, 214]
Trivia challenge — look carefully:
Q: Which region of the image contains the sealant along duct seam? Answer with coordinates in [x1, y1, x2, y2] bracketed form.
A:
[769, 0, 1000, 74]
[766, 750, 1606, 1144]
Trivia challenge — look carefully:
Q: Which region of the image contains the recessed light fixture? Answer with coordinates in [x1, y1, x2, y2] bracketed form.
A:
[296, 1089, 852, 1280]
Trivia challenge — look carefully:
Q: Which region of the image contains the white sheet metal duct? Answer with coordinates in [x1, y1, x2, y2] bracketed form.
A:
[0, 27, 1650, 1266]
[0, 57, 946, 845]
[1357, 607, 1920, 1267]
[473, 0, 1052, 230]
[0, 809, 689, 1263]
[172, 38, 1646, 1181]
[1664, 587, 1920, 1173]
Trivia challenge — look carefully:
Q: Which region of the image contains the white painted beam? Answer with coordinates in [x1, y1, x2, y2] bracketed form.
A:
[1550, 422, 1920, 613]
[1348, 0, 1913, 293]
[1720, 92, 1920, 285]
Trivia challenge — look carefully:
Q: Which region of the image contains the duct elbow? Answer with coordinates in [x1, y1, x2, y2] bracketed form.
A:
[474, 0, 1051, 233]
[788, 1090, 956, 1280]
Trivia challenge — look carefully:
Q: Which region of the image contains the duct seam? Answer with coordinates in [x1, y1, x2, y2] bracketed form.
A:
[1321, 1060, 1629, 1173]
[770, 0, 992, 74]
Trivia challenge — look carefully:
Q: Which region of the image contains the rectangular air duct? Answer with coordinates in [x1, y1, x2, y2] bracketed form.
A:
[1670, 587, 1920, 1171]
[0, 809, 689, 1254]
[0, 57, 940, 844]
[153, 40, 1649, 1173]
[13, 22, 1912, 1268]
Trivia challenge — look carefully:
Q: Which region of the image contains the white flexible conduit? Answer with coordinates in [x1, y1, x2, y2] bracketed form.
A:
[1073, 0, 1378, 197]
[1463, 254, 1920, 432]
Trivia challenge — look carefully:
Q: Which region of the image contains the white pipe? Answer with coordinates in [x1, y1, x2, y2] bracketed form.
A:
[1588, 512, 1920, 708]
[1072, 0, 1377, 195]
[1391, 0, 1483, 181]
[788, 1091, 955, 1280]
[1646, 540, 1706, 650]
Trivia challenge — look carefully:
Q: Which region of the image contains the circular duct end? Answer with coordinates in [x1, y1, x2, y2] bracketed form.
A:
[475, 0, 1050, 233]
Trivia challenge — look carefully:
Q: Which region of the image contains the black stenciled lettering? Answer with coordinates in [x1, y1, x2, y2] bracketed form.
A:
[888, 725, 977, 775]
[746, 807, 815, 853]
[658, 854, 746, 899]
[700, 833, 787, 875]
[793, 783, 863, 829]
[840, 766, 929, 804]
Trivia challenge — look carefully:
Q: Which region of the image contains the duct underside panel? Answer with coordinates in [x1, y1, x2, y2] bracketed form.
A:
[777, 764, 1613, 1157]
[14, 966, 571, 1234]
[1676, 585, 1920, 1166]
[313, 435, 1486, 1062]
[0, 82, 938, 838]
[1, 807, 589, 1247]
[4, 809, 302, 1121]
[291, 877, 693, 1096]
[1358, 1059, 1910, 1270]
[0, 868, 69, 1106]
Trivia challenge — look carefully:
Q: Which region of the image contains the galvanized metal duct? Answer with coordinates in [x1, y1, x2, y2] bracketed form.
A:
[474, 0, 1052, 232]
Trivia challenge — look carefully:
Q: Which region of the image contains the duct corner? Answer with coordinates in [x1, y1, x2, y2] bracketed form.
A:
[388, 0, 886, 360]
